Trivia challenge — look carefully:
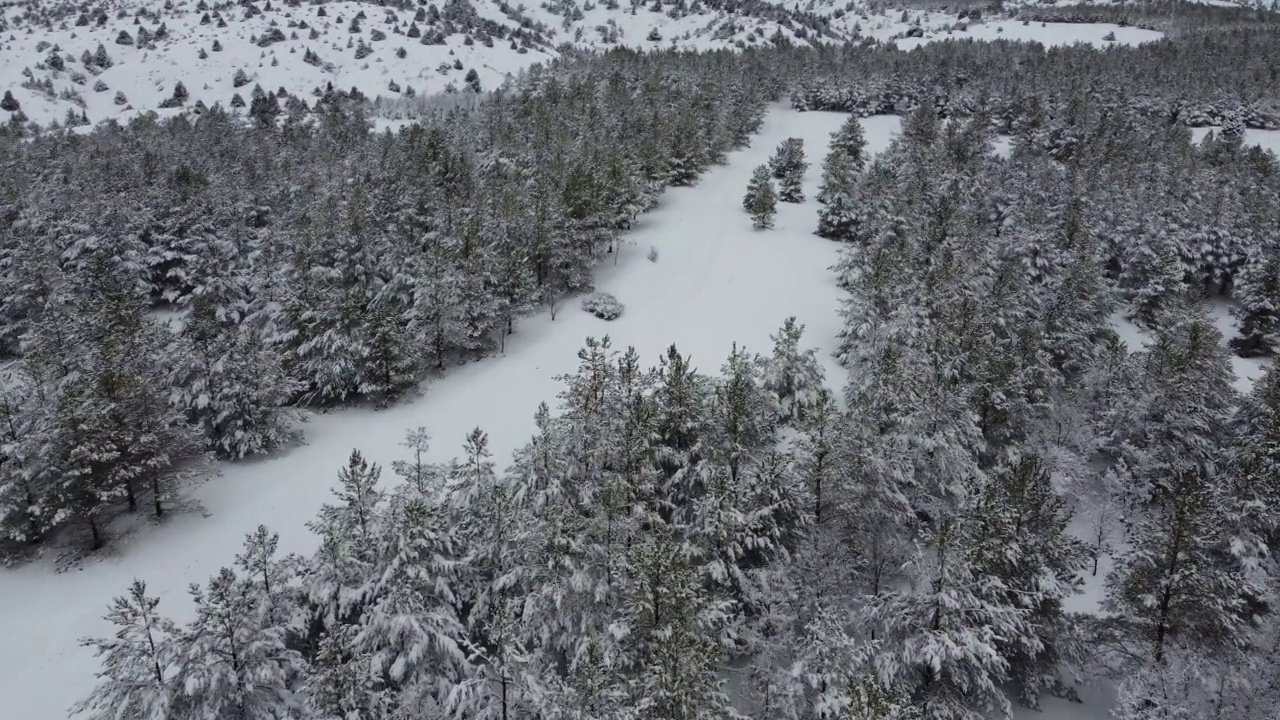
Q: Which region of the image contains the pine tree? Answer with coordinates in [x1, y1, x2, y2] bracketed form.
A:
[970, 456, 1089, 708]
[1228, 364, 1280, 560]
[1102, 462, 1257, 666]
[829, 115, 868, 169]
[743, 164, 777, 230]
[178, 567, 302, 719]
[771, 138, 808, 203]
[1230, 248, 1280, 357]
[171, 298, 301, 459]
[871, 512, 1027, 720]
[815, 150, 861, 240]
[761, 317, 825, 423]
[355, 491, 466, 699]
[72, 581, 179, 720]
[621, 522, 739, 720]
[234, 524, 299, 629]
[791, 611, 923, 720]
[442, 428, 540, 720]
[314, 449, 385, 542]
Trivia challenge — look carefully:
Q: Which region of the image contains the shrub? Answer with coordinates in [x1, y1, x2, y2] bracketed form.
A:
[582, 293, 624, 320]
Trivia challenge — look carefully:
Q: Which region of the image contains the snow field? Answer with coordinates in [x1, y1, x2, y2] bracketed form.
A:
[895, 19, 1160, 50]
[1189, 125, 1280, 157]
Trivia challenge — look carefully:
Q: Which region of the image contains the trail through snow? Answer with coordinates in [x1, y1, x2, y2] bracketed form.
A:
[0, 105, 901, 720]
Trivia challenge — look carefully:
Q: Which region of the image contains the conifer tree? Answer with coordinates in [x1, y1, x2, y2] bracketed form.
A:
[743, 164, 777, 230]
[871, 512, 1028, 720]
[970, 456, 1088, 708]
[178, 567, 302, 719]
[1230, 248, 1280, 357]
[761, 317, 825, 423]
[828, 115, 868, 169]
[73, 581, 180, 720]
[771, 138, 808, 203]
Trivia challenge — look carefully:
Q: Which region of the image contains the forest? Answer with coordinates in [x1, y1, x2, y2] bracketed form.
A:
[1, 8, 1280, 719]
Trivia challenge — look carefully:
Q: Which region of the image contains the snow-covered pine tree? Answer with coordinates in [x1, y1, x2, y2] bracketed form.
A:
[0, 371, 59, 545]
[72, 580, 180, 720]
[970, 456, 1089, 708]
[171, 297, 301, 458]
[1230, 247, 1280, 357]
[772, 138, 808, 203]
[353, 489, 466, 706]
[815, 155, 862, 241]
[234, 524, 301, 630]
[790, 610, 922, 720]
[314, 449, 385, 543]
[1228, 364, 1280, 563]
[828, 115, 868, 170]
[761, 317, 825, 424]
[177, 566, 303, 718]
[620, 521, 740, 720]
[1099, 312, 1256, 670]
[871, 512, 1028, 720]
[743, 164, 777, 230]
[1102, 460, 1258, 667]
[443, 428, 542, 719]
[690, 345, 798, 618]
[652, 344, 712, 521]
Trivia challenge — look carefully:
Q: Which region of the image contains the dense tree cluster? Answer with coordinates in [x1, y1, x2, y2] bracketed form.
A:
[815, 77, 1280, 356]
[0, 48, 774, 554]
[791, 28, 1280, 129]
[76, 326, 839, 719]
[77, 100, 1280, 720]
[823, 100, 1280, 719]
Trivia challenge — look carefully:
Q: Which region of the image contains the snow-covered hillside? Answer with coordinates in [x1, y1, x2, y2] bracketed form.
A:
[0, 0, 837, 128]
[0, 0, 1170, 130]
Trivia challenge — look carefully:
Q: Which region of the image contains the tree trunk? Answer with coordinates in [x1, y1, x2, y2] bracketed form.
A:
[25, 490, 41, 544]
[151, 472, 164, 518]
[88, 514, 103, 551]
[125, 475, 137, 513]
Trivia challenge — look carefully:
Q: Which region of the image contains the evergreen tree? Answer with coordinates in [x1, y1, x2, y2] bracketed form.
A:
[828, 115, 868, 169]
[621, 523, 740, 720]
[871, 512, 1028, 720]
[772, 138, 808, 203]
[970, 456, 1089, 708]
[761, 317, 825, 423]
[743, 164, 777, 230]
[1228, 364, 1280, 560]
[1230, 248, 1280, 357]
[178, 567, 302, 719]
[73, 581, 180, 720]
[170, 298, 301, 458]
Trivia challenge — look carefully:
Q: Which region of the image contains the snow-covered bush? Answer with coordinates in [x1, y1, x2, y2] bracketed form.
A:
[582, 292, 624, 320]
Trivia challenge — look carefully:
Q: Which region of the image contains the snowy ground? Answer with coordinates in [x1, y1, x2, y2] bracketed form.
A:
[1190, 125, 1280, 156]
[895, 19, 1161, 50]
[0, 105, 900, 720]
